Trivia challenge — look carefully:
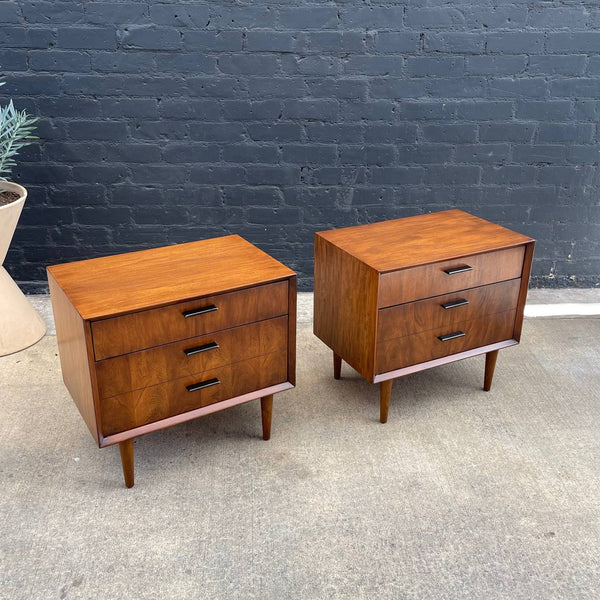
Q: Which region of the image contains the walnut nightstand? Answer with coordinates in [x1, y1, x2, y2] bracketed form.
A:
[314, 209, 534, 422]
[48, 235, 296, 487]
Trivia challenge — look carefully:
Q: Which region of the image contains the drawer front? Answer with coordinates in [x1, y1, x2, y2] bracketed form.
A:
[378, 246, 525, 308]
[95, 316, 288, 399]
[377, 279, 520, 341]
[100, 350, 288, 435]
[92, 280, 288, 360]
[376, 309, 516, 374]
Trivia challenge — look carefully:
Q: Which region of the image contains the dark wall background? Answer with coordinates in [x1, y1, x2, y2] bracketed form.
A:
[1, 0, 599, 292]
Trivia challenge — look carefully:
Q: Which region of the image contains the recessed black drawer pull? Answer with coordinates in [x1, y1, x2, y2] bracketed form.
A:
[443, 265, 473, 275]
[182, 304, 218, 318]
[438, 331, 466, 342]
[186, 378, 220, 393]
[183, 342, 219, 356]
[441, 298, 469, 310]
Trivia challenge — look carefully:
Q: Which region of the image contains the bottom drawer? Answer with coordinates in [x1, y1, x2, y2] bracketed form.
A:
[100, 351, 288, 435]
[376, 310, 516, 374]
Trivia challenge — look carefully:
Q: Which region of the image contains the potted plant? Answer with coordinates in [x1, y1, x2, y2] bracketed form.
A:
[0, 81, 46, 355]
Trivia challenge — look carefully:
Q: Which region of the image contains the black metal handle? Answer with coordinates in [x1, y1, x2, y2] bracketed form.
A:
[182, 304, 218, 318]
[438, 331, 466, 342]
[441, 298, 469, 310]
[186, 378, 220, 392]
[183, 342, 219, 356]
[443, 265, 473, 275]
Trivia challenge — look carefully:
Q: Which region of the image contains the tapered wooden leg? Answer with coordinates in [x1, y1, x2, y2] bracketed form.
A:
[119, 439, 134, 488]
[380, 379, 393, 424]
[261, 395, 273, 441]
[333, 352, 342, 380]
[484, 350, 499, 391]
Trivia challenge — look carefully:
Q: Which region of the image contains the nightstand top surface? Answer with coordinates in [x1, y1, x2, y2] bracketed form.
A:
[315, 209, 533, 272]
[47, 235, 295, 320]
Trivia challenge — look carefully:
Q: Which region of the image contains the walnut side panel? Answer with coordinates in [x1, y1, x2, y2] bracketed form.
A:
[47, 272, 99, 445]
[287, 275, 297, 387]
[314, 234, 379, 381]
[513, 241, 535, 342]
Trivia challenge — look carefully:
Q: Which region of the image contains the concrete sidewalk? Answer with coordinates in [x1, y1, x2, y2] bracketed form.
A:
[1, 296, 599, 599]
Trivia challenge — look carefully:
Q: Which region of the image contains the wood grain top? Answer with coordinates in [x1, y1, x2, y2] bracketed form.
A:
[47, 235, 295, 320]
[315, 209, 534, 273]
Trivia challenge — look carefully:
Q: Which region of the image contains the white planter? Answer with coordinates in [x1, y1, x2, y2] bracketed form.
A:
[0, 181, 46, 356]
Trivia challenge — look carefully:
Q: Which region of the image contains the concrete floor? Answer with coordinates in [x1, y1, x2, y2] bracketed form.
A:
[1, 297, 599, 599]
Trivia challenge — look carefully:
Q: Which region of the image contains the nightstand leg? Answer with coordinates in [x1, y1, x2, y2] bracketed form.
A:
[333, 352, 342, 380]
[380, 379, 393, 424]
[484, 350, 499, 391]
[119, 439, 134, 488]
[261, 395, 273, 441]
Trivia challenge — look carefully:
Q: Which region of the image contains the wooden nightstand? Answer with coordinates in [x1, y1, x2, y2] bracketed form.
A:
[48, 236, 296, 487]
[314, 209, 534, 422]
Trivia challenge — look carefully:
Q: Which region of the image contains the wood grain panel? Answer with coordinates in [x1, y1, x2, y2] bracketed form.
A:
[313, 234, 379, 381]
[376, 309, 516, 374]
[377, 278, 521, 341]
[47, 235, 295, 320]
[99, 351, 288, 435]
[513, 241, 535, 342]
[47, 271, 100, 444]
[378, 246, 525, 308]
[96, 316, 288, 399]
[92, 281, 288, 360]
[316, 209, 533, 273]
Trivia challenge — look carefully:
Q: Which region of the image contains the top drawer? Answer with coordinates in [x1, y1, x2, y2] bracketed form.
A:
[378, 246, 525, 308]
[92, 280, 289, 360]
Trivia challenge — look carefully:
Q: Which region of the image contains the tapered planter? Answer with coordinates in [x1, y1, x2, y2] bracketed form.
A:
[0, 181, 46, 356]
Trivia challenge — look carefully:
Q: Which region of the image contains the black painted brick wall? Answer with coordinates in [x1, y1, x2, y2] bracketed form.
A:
[1, 1, 599, 292]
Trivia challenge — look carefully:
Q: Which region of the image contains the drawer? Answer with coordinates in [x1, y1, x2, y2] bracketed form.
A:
[100, 350, 288, 435]
[95, 316, 288, 399]
[378, 246, 525, 308]
[92, 280, 288, 360]
[376, 309, 516, 374]
[377, 279, 520, 341]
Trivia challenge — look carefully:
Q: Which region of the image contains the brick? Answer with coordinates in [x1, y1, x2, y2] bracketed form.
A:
[210, 7, 277, 30]
[489, 78, 547, 98]
[363, 124, 417, 143]
[406, 8, 465, 28]
[222, 100, 281, 121]
[3, 75, 60, 95]
[551, 79, 600, 98]
[513, 145, 567, 164]
[480, 123, 535, 142]
[528, 8, 588, 30]
[131, 121, 187, 141]
[456, 101, 513, 121]
[464, 6, 527, 29]
[538, 123, 594, 143]
[187, 76, 243, 98]
[73, 165, 129, 184]
[397, 145, 453, 164]
[422, 124, 477, 143]
[407, 57, 463, 78]
[340, 101, 394, 121]
[343, 56, 402, 76]
[342, 7, 404, 30]
[588, 57, 600, 76]
[84, 3, 147, 24]
[423, 166, 480, 185]
[370, 167, 423, 185]
[370, 79, 428, 99]
[159, 99, 220, 120]
[547, 33, 600, 53]
[185, 30, 242, 52]
[118, 26, 181, 50]
[218, 54, 279, 75]
[482, 166, 535, 184]
[57, 27, 116, 50]
[529, 55, 586, 76]
[340, 145, 395, 166]
[29, 50, 90, 72]
[429, 77, 486, 98]
[223, 187, 282, 207]
[189, 122, 244, 142]
[0, 1, 20, 23]
[149, 4, 209, 27]
[0, 49, 27, 71]
[155, 53, 216, 74]
[465, 56, 526, 76]
[162, 143, 220, 163]
[539, 166, 591, 186]
[21, 1, 83, 23]
[516, 101, 571, 121]
[487, 33, 544, 54]
[398, 102, 456, 121]
[248, 207, 302, 225]
[129, 165, 185, 184]
[279, 7, 338, 30]
[222, 145, 279, 164]
[567, 146, 600, 165]
[249, 77, 308, 98]
[247, 124, 303, 142]
[374, 32, 419, 53]
[306, 124, 363, 143]
[282, 144, 337, 165]
[245, 32, 303, 53]
[283, 99, 338, 121]
[101, 98, 159, 118]
[308, 32, 365, 54]
[425, 33, 485, 54]
[92, 52, 156, 73]
[246, 166, 299, 185]
[455, 144, 510, 164]
[283, 56, 341, 76]
[1, 28, 54, 49]
[307, 79, 367, 100]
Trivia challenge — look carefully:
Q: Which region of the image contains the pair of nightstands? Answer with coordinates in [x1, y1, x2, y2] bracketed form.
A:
[49, 210, 534, 487]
